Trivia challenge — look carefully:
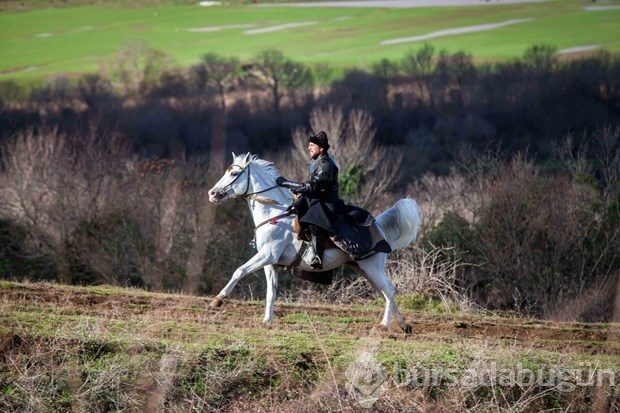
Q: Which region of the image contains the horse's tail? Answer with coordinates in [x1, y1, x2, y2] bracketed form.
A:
[375, 198, 422, 251]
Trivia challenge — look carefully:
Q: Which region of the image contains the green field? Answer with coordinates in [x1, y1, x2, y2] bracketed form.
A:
[1, 0, 620, 82]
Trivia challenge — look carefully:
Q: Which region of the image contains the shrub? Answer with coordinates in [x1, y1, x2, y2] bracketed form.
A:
[0, 218, 55, 281]
[69, 212, 150, 287]
[420, 153, 615, 319]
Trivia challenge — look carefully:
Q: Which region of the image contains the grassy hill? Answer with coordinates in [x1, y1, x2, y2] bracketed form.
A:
[1, 0, 619, 82]
[1, 280, 618, 411]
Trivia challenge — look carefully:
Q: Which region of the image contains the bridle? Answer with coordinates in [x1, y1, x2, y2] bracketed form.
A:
[224, 162, 278, 200]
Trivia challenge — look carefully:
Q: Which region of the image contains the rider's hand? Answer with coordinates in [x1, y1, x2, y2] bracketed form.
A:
[276, 176, 286, 186]
[292, 183, 309, 194]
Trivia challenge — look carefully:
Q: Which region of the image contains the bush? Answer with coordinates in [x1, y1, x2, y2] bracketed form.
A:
[420, 153, 616, 319]
[69, 212, 150, 287]
[0, 218, 55, 281]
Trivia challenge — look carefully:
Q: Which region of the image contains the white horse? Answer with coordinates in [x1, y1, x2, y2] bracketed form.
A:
[207, 152, 422, 331]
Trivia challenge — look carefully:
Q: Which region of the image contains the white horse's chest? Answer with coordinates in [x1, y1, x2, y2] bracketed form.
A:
[256, 222, 349, 270]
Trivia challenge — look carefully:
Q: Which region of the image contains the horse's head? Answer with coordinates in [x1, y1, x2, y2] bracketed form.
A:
[208, 152, 253, 204]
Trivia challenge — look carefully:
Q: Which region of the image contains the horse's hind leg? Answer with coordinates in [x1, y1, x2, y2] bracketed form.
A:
[380, 282, 408, 332]
[357, 256, 409, 332]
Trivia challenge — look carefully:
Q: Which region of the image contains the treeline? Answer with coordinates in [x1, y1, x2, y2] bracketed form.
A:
[0, 44, 618, 320]
[1, 43, 619, 175]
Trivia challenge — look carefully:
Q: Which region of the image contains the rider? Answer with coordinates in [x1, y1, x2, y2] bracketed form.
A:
[276, 131, 340, 270]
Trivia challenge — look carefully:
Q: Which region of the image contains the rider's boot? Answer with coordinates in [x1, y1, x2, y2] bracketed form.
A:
[310, 233, 324, 270]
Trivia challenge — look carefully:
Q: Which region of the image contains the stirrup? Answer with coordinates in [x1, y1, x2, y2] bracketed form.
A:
[310, 230, 325, 270]
[310, 256, 323, 270]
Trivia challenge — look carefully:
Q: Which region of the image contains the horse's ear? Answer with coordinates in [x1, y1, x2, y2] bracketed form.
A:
[243, 152, 251, 164]
[231, 152, 237, 160]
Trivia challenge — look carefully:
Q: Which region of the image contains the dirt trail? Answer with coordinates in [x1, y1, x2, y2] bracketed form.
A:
[1, 282, 617, 355]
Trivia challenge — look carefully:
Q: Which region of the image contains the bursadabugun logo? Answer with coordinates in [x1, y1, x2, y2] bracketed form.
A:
[345, 351, 388, 408]
[391, 361, 616, 392]
[344, 350, 616, 409]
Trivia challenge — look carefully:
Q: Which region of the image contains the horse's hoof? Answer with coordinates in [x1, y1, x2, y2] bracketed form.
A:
[370, 324, 390, 335]
[210, 297, 224, 308]
[403, 324, 413, 335]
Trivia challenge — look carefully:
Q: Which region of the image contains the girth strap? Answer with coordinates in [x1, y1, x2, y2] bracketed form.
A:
[290, 242, 309, 268]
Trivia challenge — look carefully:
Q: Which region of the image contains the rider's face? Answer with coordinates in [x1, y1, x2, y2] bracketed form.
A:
[308, 142, 323, 159]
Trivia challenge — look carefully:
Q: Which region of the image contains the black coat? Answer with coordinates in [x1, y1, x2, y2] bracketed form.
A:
[292, 153, 391, 257]
[295, 153, 344, 234]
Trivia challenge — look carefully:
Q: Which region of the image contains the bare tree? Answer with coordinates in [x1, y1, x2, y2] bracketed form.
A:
[371, 58, 399, 115]
[400, 43, 436, 108]
[614, 276, 620, 323]
[434, 50, 476, 106]
[591, 126, 620, 206]
[523, 44, 558, 74]
[0, 126, 132, 284]
[128, 158, 184, 290]
[184, 108, 227, 294]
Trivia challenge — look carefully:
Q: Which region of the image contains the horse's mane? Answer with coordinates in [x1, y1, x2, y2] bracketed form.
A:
[239, 154, 292, 204]
[247, 154, 280, 181]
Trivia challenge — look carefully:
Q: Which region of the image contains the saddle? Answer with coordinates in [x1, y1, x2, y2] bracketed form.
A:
[291, 214, 390, 264]
[287, 208, 391, 285]
[294, 214, 390, 260]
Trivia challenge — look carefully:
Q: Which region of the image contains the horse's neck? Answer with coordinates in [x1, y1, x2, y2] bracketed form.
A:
[246, 167, 292, 226]
[246, 197, 287, 226]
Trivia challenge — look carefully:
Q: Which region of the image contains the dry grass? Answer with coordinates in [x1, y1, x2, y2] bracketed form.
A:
[1, 281, 618, 412]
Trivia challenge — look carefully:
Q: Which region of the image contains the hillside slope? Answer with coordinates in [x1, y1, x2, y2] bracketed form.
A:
[1, 281, 618, 412]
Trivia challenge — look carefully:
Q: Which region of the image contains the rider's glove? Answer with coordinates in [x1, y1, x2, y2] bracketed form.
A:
[291, 183, 309, 194]
[276, 177, 309, 193]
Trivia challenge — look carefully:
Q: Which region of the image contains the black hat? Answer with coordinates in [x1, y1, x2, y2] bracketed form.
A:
[308, 131, 330, 150]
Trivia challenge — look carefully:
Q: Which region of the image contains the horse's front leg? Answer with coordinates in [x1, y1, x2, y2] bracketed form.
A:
[209, 248, 279, 316]
[263, 264, 278, 323]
